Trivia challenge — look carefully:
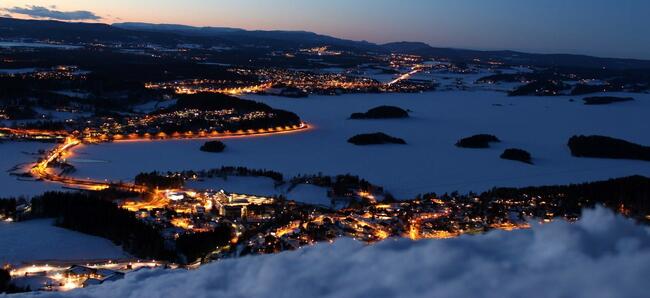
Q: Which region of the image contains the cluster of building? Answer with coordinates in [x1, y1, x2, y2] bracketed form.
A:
[298, 46, 343, 56]
[111, 165, 533, 257]
[74, 108, 277, 141]
[1, 106, 294, 144]
[114, 167, 571, 260]
[0, 128, 67, 141]
[237, 189, 583, 256]
[8, 260, 167, 292]
[124, 189, 278, 241]
[145, 79, 273, 95]
[0, 65, 88, 80]
[387, 53, 425, 68]
[233, 67, 381, 96]
[143, 64, 436, 98]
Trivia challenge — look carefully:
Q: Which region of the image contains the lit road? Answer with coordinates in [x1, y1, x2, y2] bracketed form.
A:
[387, 65, 427, 86]
[14, 123, 311, 205]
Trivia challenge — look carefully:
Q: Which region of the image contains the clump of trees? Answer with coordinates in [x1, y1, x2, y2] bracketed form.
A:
[30, 191, 173, 260]
[0, 269, 10, 293]
[501, 148, 533, 164]
[25, 190, 236, 264]
[176, 226, 232, 263]
[0, 198, 17, 219]
[135, 171, 184, 189]
[509, 80, 569, 96]
[0, 105, 37, 120]
[8, 120, 66, 132]
[0, 269, 29, 294]
[568, 135, 650, 161]
[348, 132, 406, 145]
[571, 84, 623, 95]
[170, 92, 274, 112]
[583, 96, 634, 105]
[331, 175, 377, 197]
[350, 106, 409, 119]
[456, 134, 501, 148]
[181, 166, 284, 183]
[200, 140, 226, 153]
[481, 175, 650, 222]
[164, 92, 302, 130]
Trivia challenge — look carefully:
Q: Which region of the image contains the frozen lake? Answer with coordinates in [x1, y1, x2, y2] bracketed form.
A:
[65, 90, 650, 199]
[0, 141, 65, 198]
[0, 41, 80, 49]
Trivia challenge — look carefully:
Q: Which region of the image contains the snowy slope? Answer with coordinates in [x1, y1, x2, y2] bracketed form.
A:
[20, 208, 650, 298]
[0, 219, 129, 264]
[66, 91, 650, 199]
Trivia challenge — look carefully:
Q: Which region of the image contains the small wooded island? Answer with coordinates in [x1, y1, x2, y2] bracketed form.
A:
[200, 140, 226, 153]
[568, 135, 650, 161]
[350, 106, 409, 119]
[348, 133, 407, 145]
[583, 96, 634, 105]
[501, 148, 533, 164]
[456, 134, 501, 148]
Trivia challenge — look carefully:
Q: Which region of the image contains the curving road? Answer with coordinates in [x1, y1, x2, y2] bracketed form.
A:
[16, 123, 311, 201]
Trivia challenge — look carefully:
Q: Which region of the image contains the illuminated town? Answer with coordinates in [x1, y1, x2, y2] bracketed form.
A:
[144, 62, 436, 97]
[1, 5, 650, 297]
[0, 120, 619, 291]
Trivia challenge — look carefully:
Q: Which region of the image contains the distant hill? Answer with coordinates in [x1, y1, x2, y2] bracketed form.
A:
[113, 22, 382, 51]
[1, 17, 649, 69]
[0, 17, 380, 51]
[0, 17, 221, 46]
[112, 22, 245, 35]
[383, 41, 650, 69]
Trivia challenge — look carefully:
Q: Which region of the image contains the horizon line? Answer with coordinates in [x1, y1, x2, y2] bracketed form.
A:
[3, 16, 650, 62]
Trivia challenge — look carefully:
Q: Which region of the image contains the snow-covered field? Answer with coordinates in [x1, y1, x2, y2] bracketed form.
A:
[0, 219, 129, 264]
[65, 91, 650, 199]
[0, 142, 64, 198]
[21, 208, 650, 298]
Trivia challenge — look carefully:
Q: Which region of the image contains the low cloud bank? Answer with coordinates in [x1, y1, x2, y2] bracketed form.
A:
[21, 208, 650, 298]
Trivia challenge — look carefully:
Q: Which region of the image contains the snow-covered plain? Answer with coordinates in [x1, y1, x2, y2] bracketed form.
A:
[0, 219, 129, 264]
[66, 91, 650, 199]
[21, 208, 650, 298]
[0, 141, 64, 198]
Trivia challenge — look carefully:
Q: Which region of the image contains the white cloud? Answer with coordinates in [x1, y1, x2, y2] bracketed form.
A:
[17, 208, 650, 298]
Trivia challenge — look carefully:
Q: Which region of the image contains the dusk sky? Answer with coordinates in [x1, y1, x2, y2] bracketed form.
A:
[2, 0, 650, 59]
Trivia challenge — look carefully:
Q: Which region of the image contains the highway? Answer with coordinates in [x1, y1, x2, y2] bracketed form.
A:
[387, 64, 427, 86]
